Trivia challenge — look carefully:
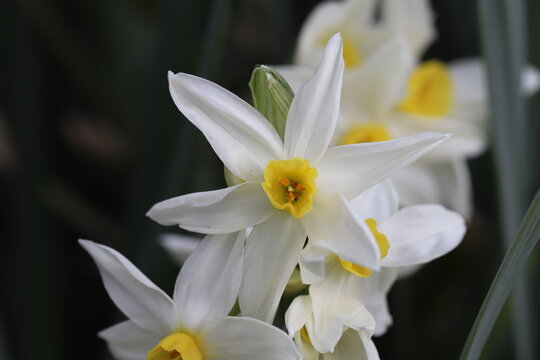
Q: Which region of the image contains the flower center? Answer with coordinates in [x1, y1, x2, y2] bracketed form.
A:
[147, 332, 203, 360]
[397, 60, 453, 117]
[339, 218, 389, 278]
[340, 123, 391, 145]
[262, 158, 317, 219]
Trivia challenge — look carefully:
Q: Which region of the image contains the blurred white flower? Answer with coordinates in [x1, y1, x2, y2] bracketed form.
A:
[147, 34, 450, 323]
[80, 235, 300, 360]
[276, 0, 540, 219]
[299, 182, 466, 336]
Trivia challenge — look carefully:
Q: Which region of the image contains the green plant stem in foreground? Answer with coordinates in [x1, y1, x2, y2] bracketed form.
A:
[460, 189, 540, 360]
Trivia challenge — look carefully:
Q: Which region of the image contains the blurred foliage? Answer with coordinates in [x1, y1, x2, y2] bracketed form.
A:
[0, 0, 538, 359]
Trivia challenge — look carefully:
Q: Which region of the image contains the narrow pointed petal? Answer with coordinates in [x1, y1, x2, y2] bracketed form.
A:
[173, 232, 245, 330]
[349, 181, 399, 223]
[391, 114, 487, 159]
[202, 317, 300, 360]
[147, 182, 273, 234]
[380, 205, 466, 267]
[284, 33, 344, 164]
[159, 233, 201, 266]
[79, 240, 177, 334]
[168, 72, 284, 181]
[239, 212, 306, 323]
[98, 321, 161, 360]
[318, 132, 451, 199]
[302, 193, 380, 270]
[285, 295, 313, 336]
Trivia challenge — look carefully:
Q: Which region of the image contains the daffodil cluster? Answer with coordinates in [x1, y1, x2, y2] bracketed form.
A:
[77, 1, 537, 359]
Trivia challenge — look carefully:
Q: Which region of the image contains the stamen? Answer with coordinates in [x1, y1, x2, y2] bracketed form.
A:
[278, 177, 290, 186]
[295, 183, 306, 191]
[169, 350, 180, 359]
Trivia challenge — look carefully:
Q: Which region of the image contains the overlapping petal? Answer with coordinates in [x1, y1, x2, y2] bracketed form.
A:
[168, 72, 284, 181]
[348, 181, 399, 222]
[308, 258, 364, 353]
[285, 33, 344, 164]
[326, 329, 380, 360]
[380, 204, 466, 267]
[239, 212, 306, 323]
[147, 182, 273, 234]
[173, 232, 245, 331]
[317, 132, 451, 199]
[79, 240, 177, 334]
[202, 317, 300, 360]
[302, 193, 380, 270]
[98, 320, 161, 360]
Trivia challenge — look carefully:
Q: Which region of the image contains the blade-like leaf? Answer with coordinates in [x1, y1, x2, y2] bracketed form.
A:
[249, 65, 294, 139]
[477, 0, 533, 358]
[460, 189, 540, 360]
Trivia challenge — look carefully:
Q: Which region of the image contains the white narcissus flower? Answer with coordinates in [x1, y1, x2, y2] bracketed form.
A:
[278, 0, 540, 219]
[299, 181, 466, 336]
[79, 234, 300, 360]
[285, 294, 379, 360]
[147, 33, 451, 323]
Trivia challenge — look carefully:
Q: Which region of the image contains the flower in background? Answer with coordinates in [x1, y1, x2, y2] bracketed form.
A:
[299, 181, 466, 336]
[277, 0, 540, 219]
[80, 235, 300, 360]
[147, 33, 450, 323]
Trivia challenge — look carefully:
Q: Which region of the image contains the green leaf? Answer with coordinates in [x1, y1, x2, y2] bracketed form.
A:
[477, 0, 533, 358]
[249, 65, 294, 139]
[460, 189, 540, 360]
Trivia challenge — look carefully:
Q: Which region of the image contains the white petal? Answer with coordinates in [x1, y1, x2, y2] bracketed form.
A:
[201, 317, 300, 360]
[239, 212, 306, 323]
[159, 233, 201, 266]
[381, 0, 435, 56]
[303, 193, 380, 270]
[308, 259, 365, 353]
[299, 244, 330, 285]
[147, 182, 273, 234]
[173, 232, 245, 330]
[391, 113, 487, 159]
[168, 72, 283, 181]
[272, 65, 313, 93]
[343, 35, 414, 121]
[318, 132, 451, 199]
[285, 295, 313, 336]
[361, 269, 399, 336]
[284, 33, 344, 164]
[348, 181, 399, 223]
[325, 329, 380, 360]
[98, 320, 160, 360]
[79, 240, 176, 334]
[393, 159, 473, 219]
[295, 0, 377, 67]
[380, 205, 466, 267]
